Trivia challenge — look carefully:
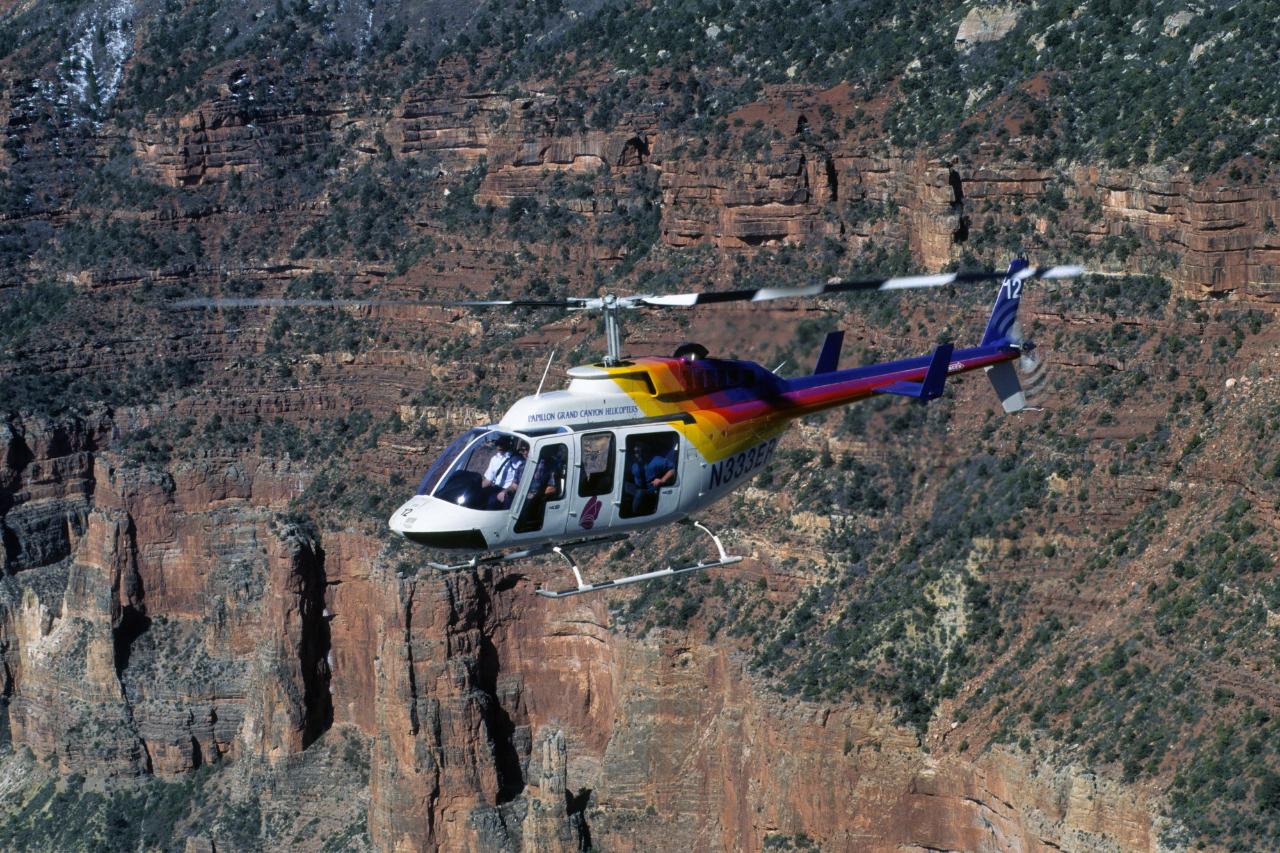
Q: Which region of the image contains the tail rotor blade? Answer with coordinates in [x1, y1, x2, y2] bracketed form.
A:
[1017, 352, 1051, 404]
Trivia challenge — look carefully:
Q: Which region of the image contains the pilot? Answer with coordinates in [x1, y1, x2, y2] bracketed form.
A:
[481, 436, 526, 509]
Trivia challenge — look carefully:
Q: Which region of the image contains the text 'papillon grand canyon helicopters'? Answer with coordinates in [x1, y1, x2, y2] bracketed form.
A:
[182, 259, 1081, 597]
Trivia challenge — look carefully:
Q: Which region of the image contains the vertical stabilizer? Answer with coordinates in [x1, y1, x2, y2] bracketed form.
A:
[981, 258, 1029, 347]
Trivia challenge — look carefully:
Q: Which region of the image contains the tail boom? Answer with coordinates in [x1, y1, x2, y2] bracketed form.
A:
[776, 341, 1018, 417]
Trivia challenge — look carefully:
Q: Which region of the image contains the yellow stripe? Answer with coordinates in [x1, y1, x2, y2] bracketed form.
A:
[604, 363, 788, 463]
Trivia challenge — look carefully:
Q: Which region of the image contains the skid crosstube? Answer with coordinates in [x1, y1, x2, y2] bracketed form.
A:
[535, 555, 743, 598]
[535, 520, 742, 599]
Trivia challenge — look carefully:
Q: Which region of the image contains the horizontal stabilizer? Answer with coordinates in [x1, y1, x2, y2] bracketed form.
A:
[985, 360, 1026, 413]
[873, 343, 953, 402]
[813, 330, 844, 374]
[876, 381, 932, 398]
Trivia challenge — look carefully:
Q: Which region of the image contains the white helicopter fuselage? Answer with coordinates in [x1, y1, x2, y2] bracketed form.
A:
[389, 360, 784, 553]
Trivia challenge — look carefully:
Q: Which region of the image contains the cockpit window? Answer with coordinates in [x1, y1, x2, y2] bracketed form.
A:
[427, 430, 531, 511]
[416, 427, 490, 496]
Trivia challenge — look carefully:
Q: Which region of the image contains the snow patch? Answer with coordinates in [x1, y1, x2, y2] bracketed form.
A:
[59, 0, 136, 120]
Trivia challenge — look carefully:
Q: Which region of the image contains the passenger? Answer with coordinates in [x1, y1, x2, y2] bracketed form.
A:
[623, 439, 677, 517]
[645, 442, 677, 490]
[530, 444, 566, 500]
[622, 444, 647, 516]
[515, 445, 567, 532]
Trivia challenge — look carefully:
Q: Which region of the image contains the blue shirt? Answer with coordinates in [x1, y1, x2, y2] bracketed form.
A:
[642, 451, 674, 485]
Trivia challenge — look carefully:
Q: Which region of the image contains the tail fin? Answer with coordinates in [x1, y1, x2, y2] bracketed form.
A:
[985, 361, 1026, 413]
[981, 259, 1030, 412]
[980, 258, 1029, 347]
[813, 331, 844, 374]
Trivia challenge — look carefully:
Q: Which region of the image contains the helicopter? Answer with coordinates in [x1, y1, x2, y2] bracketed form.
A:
[375, 258, 1081, 597]
[179, 258, 1080, 596]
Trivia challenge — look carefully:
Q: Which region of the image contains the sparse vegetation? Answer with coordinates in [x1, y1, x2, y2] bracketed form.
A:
[1, 2, 1279, 851]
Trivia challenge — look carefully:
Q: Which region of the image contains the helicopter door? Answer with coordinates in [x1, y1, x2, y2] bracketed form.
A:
[510, 439, 571, 539]
[617, 429, 681, 522]
[568, 431, 616, 534]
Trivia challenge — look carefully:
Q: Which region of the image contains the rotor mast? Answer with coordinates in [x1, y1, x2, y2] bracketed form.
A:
[602, 294, 623, 365]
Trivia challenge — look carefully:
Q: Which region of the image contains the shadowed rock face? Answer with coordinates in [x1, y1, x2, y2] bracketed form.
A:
[1, 415, 107, 575]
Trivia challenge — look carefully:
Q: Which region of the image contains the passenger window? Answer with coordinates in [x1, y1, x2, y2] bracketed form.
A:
[578, 432, 615, 497]
[619, 432, 680, 519]
[514, 443, 568, 533]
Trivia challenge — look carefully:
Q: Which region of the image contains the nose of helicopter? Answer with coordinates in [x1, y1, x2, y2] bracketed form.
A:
[387, 496, 425, 537]
[388, 495, 490, 550]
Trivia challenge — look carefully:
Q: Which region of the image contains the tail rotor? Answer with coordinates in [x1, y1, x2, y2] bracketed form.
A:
[1016, 348, 1052, 408]
[982, 259, 1060, 412]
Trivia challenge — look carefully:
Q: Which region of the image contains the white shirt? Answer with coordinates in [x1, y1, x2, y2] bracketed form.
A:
[484, 451, 525, 489]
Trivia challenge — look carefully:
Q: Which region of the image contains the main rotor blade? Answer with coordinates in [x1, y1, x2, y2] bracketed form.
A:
[636, 265, 1085, 308]
[172, 265, 1086, 312]
[451, 298, 594, 308]
[170, 296, 588, 310]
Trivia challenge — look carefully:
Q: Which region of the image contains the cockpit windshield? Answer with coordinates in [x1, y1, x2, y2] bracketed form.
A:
[415, 428, 490, 496]
[417, 428, 531, 511]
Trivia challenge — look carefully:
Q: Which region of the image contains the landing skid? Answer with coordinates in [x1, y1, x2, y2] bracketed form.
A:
[536, 521, 742, 599]
[426, 534, 629, 573]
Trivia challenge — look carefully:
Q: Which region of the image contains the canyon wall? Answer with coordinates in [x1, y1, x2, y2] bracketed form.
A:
[0, 408, 1174, 850]
[374, 84, 1280, 301]
[5, 33, 1278, 851]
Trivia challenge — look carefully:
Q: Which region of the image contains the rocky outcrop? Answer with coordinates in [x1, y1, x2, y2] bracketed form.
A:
[0, 436, 333, 779]
[658, 141, 841, 248]
[655, 139, 1280, 298]
[3, 553, 149, 778]
[956, 6, 1024, 47]
[521, 729, 584, 853]
[133, 71, 341, 188]
[348, 558, 1168, 851]
[1066, 164, 1280, 299]
[477, 130, 651, 210]
[393, 85, 509, 163]
[1, 413, 110, 575]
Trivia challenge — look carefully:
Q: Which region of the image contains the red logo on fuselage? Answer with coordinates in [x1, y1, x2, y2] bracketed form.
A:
[579, 496, 602, 529]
